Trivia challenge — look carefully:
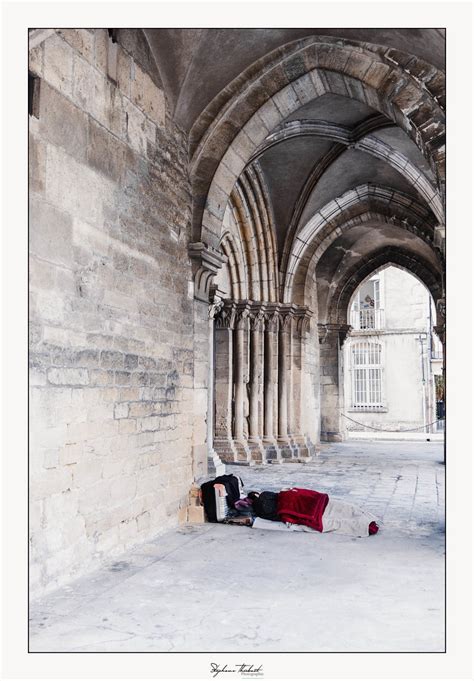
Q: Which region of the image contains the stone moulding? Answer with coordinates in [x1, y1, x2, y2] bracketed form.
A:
[188, 241, 227, 302]
[318, 322, 352, 346]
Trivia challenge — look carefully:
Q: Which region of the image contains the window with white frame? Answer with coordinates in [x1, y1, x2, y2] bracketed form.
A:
[350, 276, 384, 330]
[351, 341, 384, 410]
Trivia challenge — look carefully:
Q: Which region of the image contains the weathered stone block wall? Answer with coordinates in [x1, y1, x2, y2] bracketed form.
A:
[29, 29, 195, 596]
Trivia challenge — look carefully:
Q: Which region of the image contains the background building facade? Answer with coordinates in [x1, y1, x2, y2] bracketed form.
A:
[343, 266, 444, 433]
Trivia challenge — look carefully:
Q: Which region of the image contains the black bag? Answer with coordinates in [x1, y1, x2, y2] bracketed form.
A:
[253, 491, 280, 521]
[200, 474, 243, 522]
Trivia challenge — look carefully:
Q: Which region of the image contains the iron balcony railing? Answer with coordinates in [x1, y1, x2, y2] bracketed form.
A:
[350, 404, 386, 412]
[350, 308, 385, 330]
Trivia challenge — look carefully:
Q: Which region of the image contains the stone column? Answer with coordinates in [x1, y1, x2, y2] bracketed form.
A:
[247, 304, 265, 462]
[290, 308, 313, 458]
[287, 313, 295, 439]
[233, 303, 250, 442]
[213, 301, 238, 462]
[188, 242, 227, 479]
[318, 322, 351, 442]
[263, 306, 280, 460]
[249, 313, 261, 438]
[291, 310, 303, 437]
[278, 308, 292, 444]
[207, 289, 225, 476]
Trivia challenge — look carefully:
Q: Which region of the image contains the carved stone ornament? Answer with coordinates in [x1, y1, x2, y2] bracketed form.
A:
[249, 306, 265, 331]
[318, 322, 351, 345]
[235, 302, 251, 330]
[188, 242, 227, 303]
[279, 311, 293, 332]
[209, 294, 224, 320]
[264, 305, 280, 332]
[436, 297, 446, 321]
[214, 301, 237, 329]
[295, 308, 312, 336]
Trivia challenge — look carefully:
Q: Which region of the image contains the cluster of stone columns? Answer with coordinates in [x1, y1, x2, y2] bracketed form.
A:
[318, 323, 351, 442]
[213, 300, 313, 464]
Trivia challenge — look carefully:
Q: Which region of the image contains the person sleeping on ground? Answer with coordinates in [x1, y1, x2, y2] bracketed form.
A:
[244, 488, 379, 537]
[201, 475, 379, 536]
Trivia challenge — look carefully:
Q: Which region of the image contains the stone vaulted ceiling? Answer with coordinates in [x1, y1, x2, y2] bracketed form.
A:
[144, 29, 445, 131]
[143, 28, 445, 319]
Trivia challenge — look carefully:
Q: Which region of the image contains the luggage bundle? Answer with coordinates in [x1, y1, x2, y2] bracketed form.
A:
[200, 474, 244, 522]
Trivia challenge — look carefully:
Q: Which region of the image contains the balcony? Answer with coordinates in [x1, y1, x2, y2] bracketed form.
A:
[350, 308, 385, 331]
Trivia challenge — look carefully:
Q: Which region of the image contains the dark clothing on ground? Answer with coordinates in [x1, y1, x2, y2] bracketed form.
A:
[251, 491, 280, 521]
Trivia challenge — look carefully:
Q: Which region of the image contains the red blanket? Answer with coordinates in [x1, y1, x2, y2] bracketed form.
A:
[277, 488, 329, 532]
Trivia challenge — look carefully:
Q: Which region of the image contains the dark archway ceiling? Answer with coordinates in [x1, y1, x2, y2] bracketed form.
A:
[297, 148, 421, 228]
[250, 87, 441, 255]
[143, 29, 445, 131]
[144, 28, 444, 293]
[257, 136, 334, 252]
[284, 92, 377, 127]
[369, 127, 435, 181]
[315, 224, 442, 319]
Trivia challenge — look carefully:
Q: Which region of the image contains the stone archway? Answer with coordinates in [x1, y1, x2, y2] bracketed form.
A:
[186, 34, 445, 463]
[190, 36, 445, 252]
[283, 185, 440, 306]
[316, 247, 443, 441]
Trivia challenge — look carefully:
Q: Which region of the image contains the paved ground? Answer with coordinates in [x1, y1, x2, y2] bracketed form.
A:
[29, 441, 445, 653]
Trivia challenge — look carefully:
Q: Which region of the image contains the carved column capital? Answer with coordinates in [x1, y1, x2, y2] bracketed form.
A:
[188, 242, 227, 303]
[278, 303, 295, 332]
[294, 306, 313, 336]
[318, 322, 352, 345]
[208, 286, 225, 320]
[263, 303, 280, 332]
[234, 301, 251, 330]
[248, 302, 266, 331]
[436, 297, 446, 322]
[215, 301, 237, 329]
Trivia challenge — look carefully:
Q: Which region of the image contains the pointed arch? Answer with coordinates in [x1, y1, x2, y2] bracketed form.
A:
[191, 37, 444, 248]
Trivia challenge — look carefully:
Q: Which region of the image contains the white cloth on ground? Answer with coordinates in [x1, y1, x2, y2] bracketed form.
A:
[251, 497, 378, 537]
[321, 497, 378, 537]
[252, 517, 317, 532]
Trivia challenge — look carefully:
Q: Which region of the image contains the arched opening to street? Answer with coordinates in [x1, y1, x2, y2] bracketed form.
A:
[341, 265, 444, 440]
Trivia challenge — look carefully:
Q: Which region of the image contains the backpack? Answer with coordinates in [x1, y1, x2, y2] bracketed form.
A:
[200, 474, 244, 522]
[252, 491, 280, 521]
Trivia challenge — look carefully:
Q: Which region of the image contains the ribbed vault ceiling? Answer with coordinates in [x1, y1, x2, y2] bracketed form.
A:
[143, 28, 445, 130]
[143, 29, 445, 312]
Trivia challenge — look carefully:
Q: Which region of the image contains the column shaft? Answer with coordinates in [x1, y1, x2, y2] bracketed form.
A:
[318, 323, 350, 442]
[214, 326, 233, 439]
[234, 326, 245, 440]
[264, 319, 275, 439]
[291, 319, 303, 436]
[278, 319, 289, 438]
[249, 324, 262, 438]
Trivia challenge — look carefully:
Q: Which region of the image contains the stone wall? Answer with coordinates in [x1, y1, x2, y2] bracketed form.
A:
[29, 29, 195, 596]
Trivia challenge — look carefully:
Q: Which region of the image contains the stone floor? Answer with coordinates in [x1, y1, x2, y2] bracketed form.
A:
[29, 441, 445, 653]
